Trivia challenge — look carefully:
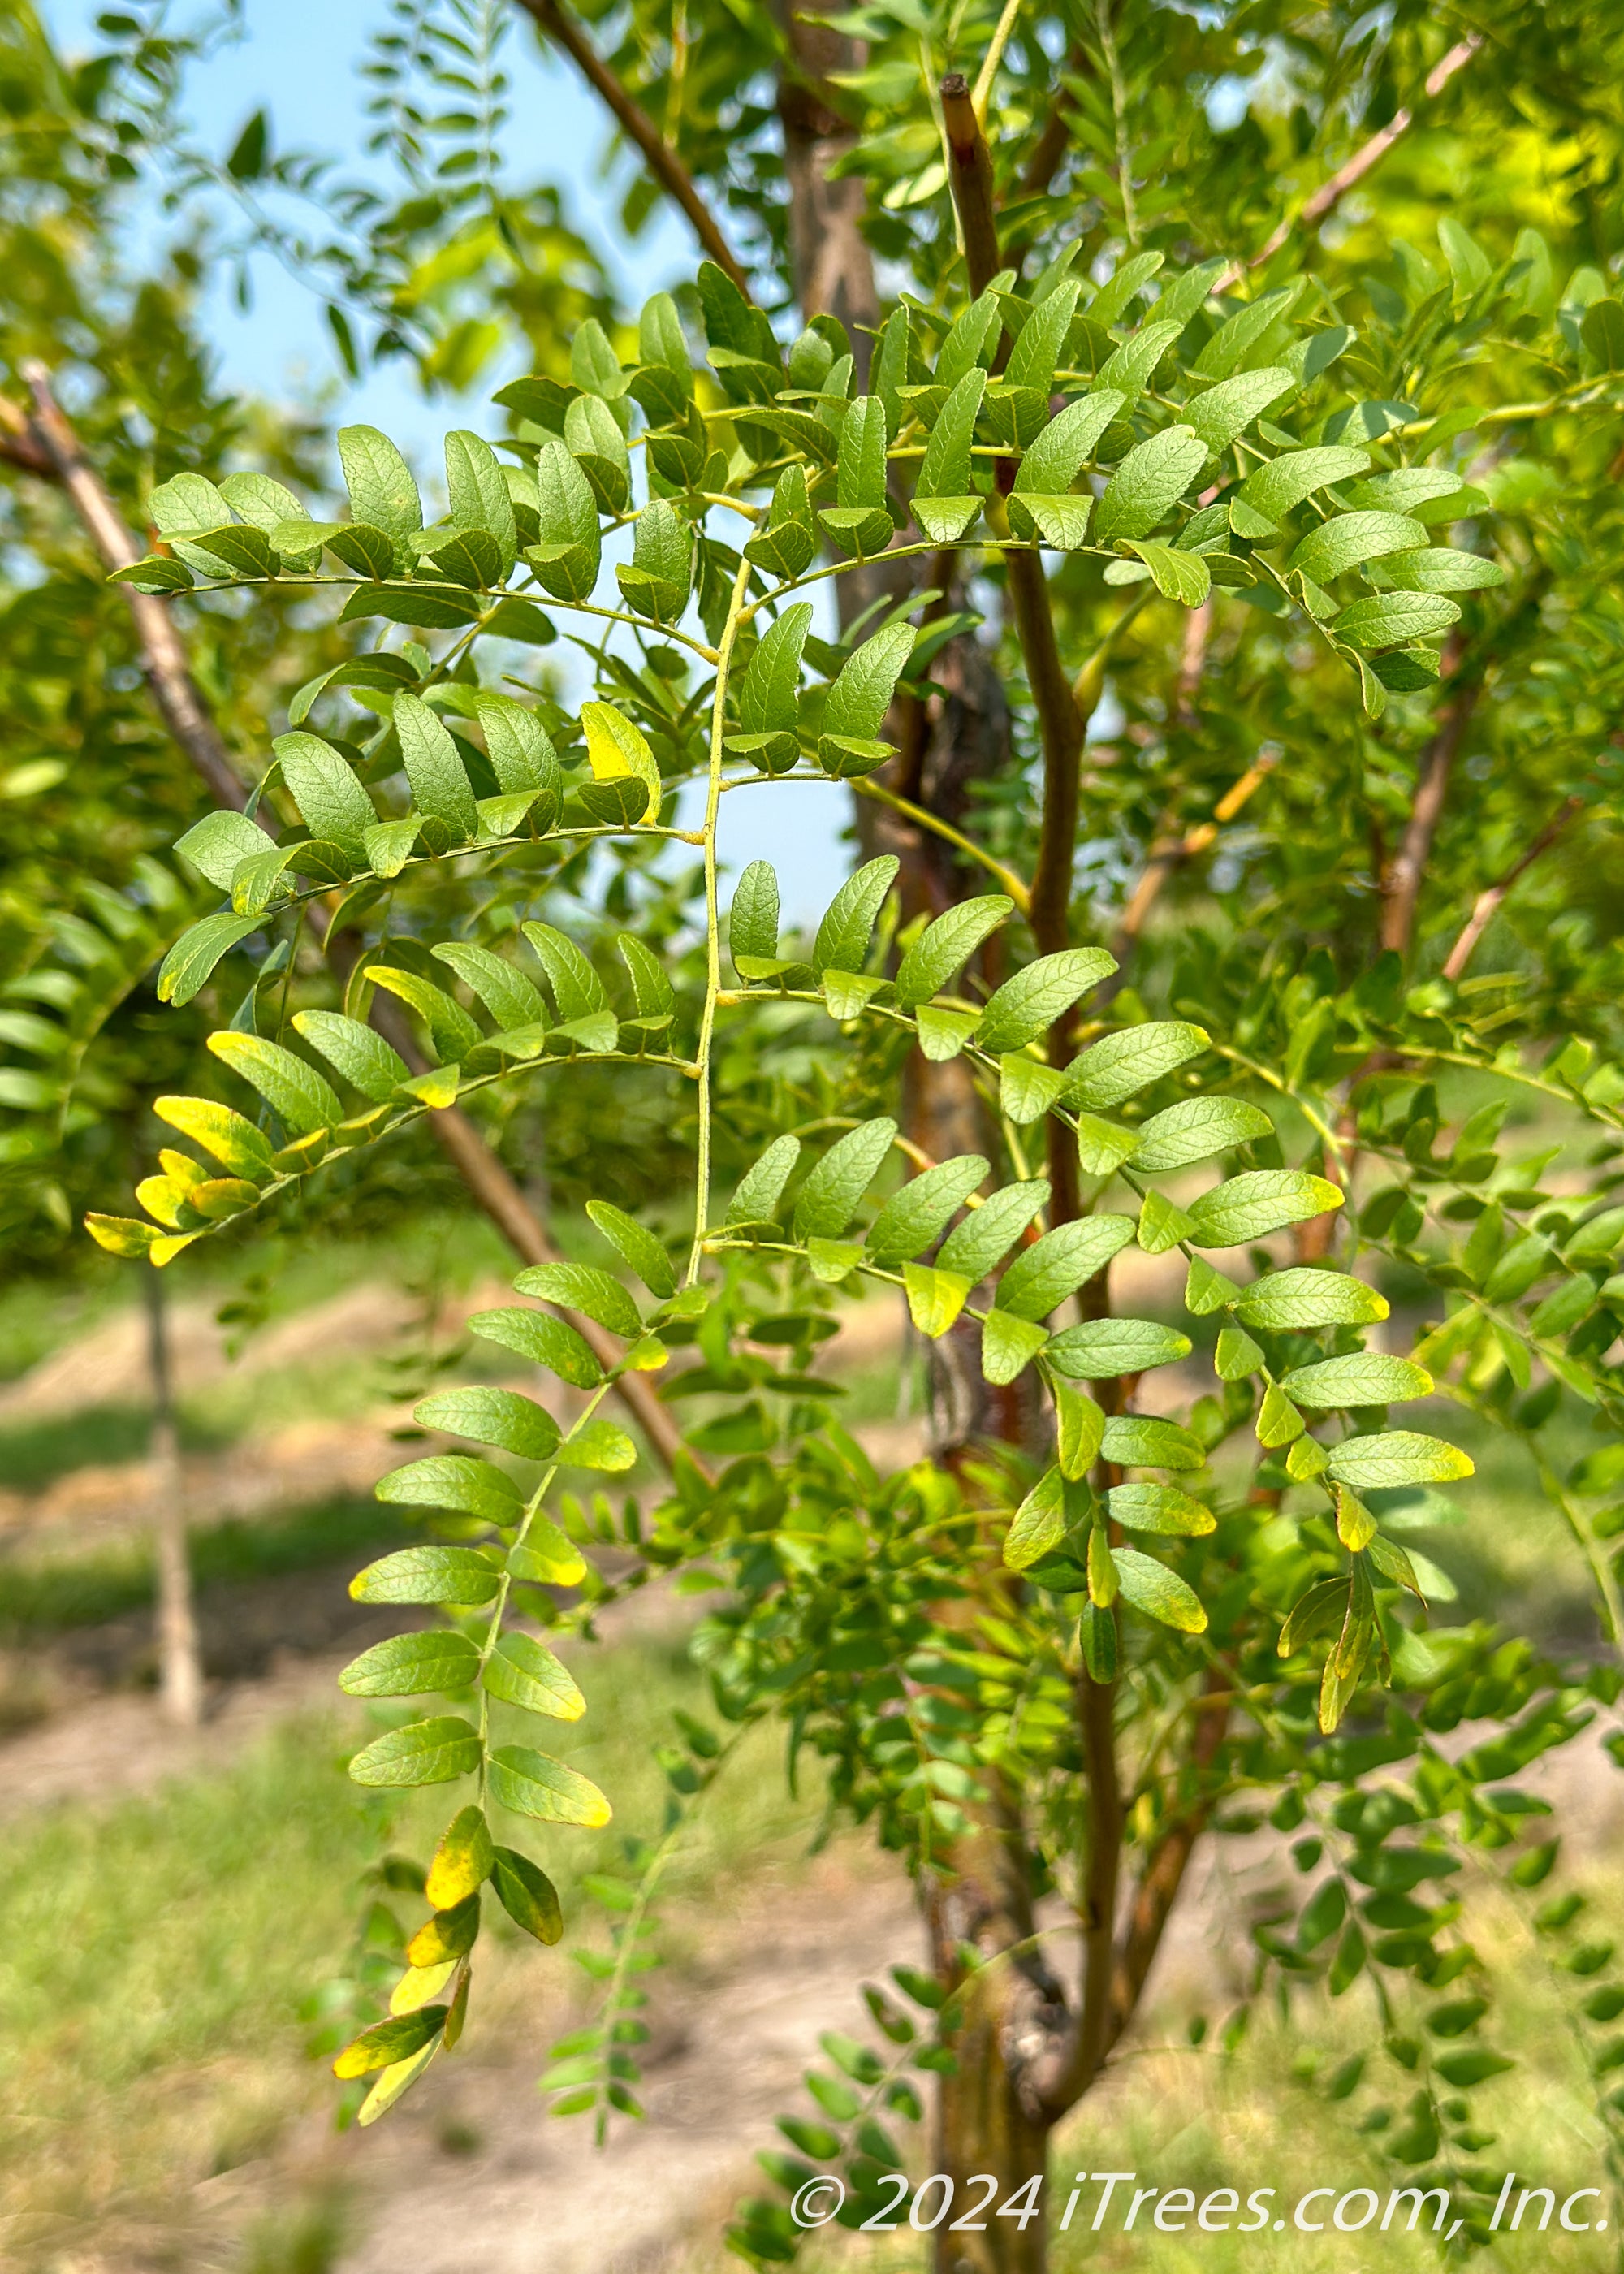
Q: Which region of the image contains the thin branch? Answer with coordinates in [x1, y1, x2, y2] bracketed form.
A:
[1091, 0, 1138, 246]
[1073, 1671, 1123, 2090]
[1, 368, 691, 1477]
[1379, 634, 1483, 958]
[970, 0, 1023, 123]
[512, 0, 751, 294]
[1110, 754, 1276, 958]
[1441, 792, 1585, 982]
[15, 364, 253, 817]
[1105, 1669, 1231, 2044]
[1212, 35, 1481, 291]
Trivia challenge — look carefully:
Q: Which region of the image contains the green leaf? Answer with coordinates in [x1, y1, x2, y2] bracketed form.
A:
[1101, 1416, 1203, 1469]
[1004, 1464, 1065, 1569]
[1110, 1547, 1207, 1632]
[725, 1134, 801, 1226]
[425, 1809, 494, 1915]
[469, 1301, 605, 1389]
[486, 1746, 611, 1827]
[1047, 1316, 1192, 1378]
[579, 701, 661, 822]
[995, 1215, 1134, 1320]
[292, 1009, 409, 1103]
[483, 1634, 585, 1721]
[154, 1095, 274, 1178]
[364, 817, 420, 876]
[938, 1178, 1049, 1282]
[1382, 547, 1505, 594]
[513, 1261, 642, 1338]
[894, 895, 1012, 1009]
[1131, 1096, 1272, 1171]
[352, 1542, 503, 1604]
[1287, 511, 1427, 585]
[1065, 1021, 1209, 1109]
[977, 949, 1116, 1053]
[793, 1118, 897, 1239]
[981, 1310, 1051, 1385]
[617, 498, 693, 620]
[522, 923, 608, 1022]
[531, 439, 602, 602]
[110, 553, 194, 592]
[1127, 542, 1210, 606]
[1107, 1485, 1214, 1536]
[349, 1716, 482, 1788]
[1215, 1325, 1263, 1379]
[835, 392, 888, 509]
[999, 1053, 1066, 1124]
[208, 1031, 343, 1136]
[1096, 319, 1183, 403]
[1095, 426, 1207, 546]
[1233, 1269, 1387, 1329]
[413, 1385, 561, 1461]
[917, 368, 986, 502]
[1237, 445, 1371, 523]
[432, 944, 546, 1032]
[1187, 1170, 1342, 1248]
[1073, 1113, 1141, 1175]
[1009, 391, 1125, 538]
[866, 1154, 989, 1266]
[1056, 1384, 1105, 1479]
[339, 1632, 482, 1697]
[491, 1846, 564, 1943]
[473, 694, 562, 808]
[819, 629, 914, 772]
[365, 966, 481, 1064]
[334, 2008, 447, 2079]
[564, 391, 631, 512]
[508, 1522, 587, 1587]
[445, 427, 518, 577]
[1280, 1354, 1432, 1407]
[903, 1262, 973, 1337]
[273, 733, 375, 858]
[1186, 367, 1294, 451]
[730, 859, 783, 975]
[337, 425, 422, 545]
[393, 692, 478, 840]
[1582, 298, 1624, 370]
[559, 1417, 637, 1471]
[732, 604, 811, 773]
[1367, 1535, 1423, 1597]
[586, 1200, 677, 1297]
[157, 911, 263, 1006]
[812, 856, 899, 975]
[1325, 1433, 1474, 1489]
[1333, 592, 1460, 648]
[174, 809, 271, 890]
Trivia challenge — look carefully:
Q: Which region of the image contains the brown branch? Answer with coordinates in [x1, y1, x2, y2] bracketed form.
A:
[512, 0, 750, 295]
[1442, 793, 1585, 983]
[1110, 754, 1277, 958]
[1212, 35, 1481, 292]
[3, 367, 691, 1476]
[1378, 635, 1482, 958]
[16, 363, 254, 817]
[1105, 1669, 1231, 2043]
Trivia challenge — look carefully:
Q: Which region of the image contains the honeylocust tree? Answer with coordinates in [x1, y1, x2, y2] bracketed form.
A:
[76, 0, 1624, 2266]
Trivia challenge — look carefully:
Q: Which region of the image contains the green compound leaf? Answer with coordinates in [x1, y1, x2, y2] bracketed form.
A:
[208, 1031, 343, 1137]
[587, 1199, 677, 1298]
[1101, 1416, 1203, 1469]
[1130, 1096, 1272, 1171]
[413, 1386, 561, 1460]
[513, 1261, 643, 1339]
[903, 1262, 974, 1337]
[1064, 1021, 1209, 1109]
[994, 1215, 1135, 1320]
[1095, 425, 1207, 546]
[726, 1133, 802, 1226]
[482, 1634, 586, 1721]
[980, 1310, 1052, 1385]
[812, 856, 899, 976]
[1286, 509, 1427, 585]
[1238, 446, 1371, 522]
[1004, 1464, 1065, 1570]
[491, 1847, 564, 1943]
[938, 1178, 1050, 1282]
[894, 896, 1013, 1009]
[1107, 1485, 1215, 1536]
[374, 1454, 525, 1525]
[337, 423, 423, 543]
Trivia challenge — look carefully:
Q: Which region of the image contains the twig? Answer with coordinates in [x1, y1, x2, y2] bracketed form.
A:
[1105, 1668, 1231, 2046]
[512, 0, 751, 294]
[1379, 634, 1482, 957]
[970, 0, 1023, 123]
[1212, 35, 1481, 291]
[1, 368, 692, 1477]
[1442, 793, 1585, 982]
[1111, 754, 1276, 955]
[1091, 0, 1138, 246]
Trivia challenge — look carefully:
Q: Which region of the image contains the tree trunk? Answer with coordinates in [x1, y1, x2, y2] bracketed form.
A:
[144, 1265, 202, 1724]
[922, 1773, 1064, 2274]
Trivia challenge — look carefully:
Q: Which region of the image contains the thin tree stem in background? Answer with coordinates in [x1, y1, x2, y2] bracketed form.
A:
[512, 0, 751, 292]
[1441, 793, 1585, 982]
[143, 1266, 203, 1725]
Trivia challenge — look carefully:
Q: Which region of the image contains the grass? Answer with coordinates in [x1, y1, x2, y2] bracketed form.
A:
[0, 1622, 822, 2269]
[0, 1494, 414, 1638]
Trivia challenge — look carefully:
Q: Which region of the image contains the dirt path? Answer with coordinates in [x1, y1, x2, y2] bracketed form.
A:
[319, 1852, 919, 2274]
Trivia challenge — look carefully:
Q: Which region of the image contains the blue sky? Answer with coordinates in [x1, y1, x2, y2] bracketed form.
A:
[42, 0, 854, 913]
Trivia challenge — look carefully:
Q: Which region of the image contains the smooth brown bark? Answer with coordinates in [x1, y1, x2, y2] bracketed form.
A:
[513, 0, 751, 292]
[775, 0, 879, 376]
